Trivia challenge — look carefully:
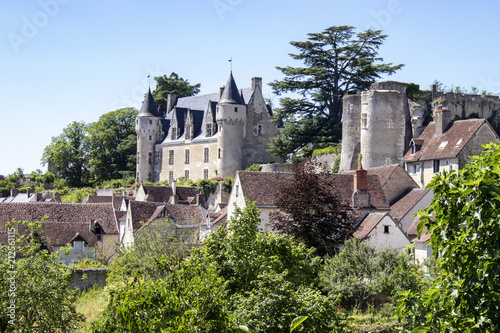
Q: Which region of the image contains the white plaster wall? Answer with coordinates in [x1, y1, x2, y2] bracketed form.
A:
[414, 241, 432, 264]
[364, 215, 409, 251]
[399, 190, 434, 233]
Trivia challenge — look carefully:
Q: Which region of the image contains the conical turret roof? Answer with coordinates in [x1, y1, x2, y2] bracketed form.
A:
[138, 88, 160, 117]
[219, 72, 245, 105]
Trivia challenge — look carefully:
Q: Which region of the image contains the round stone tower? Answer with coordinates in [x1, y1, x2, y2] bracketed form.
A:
[360, 81, 411, 169]
[136, 88, 162, 182]
[339, 93, 362, 172]
[216, 72, 247, 177]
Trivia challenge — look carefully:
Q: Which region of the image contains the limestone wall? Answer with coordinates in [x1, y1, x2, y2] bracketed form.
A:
[339, 94, 361, 172]
[71, 268, 108, 290]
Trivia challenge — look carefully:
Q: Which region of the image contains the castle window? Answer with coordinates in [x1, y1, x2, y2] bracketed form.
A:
[184, 170, 190, 180]
[218, 148, 222, 159]
[203, 169, 209, 179]
[169, 150, 174, 165]
[234, 107, 238, 112]
[137, 153, 140, 164]
[258, 124, 262, 135]
[171, 128, 177, 140]
[383, 225, 390, 234]
[148, 152, 152, 165]
[149, 119, 152, 125]
[169, 171, 174, 183]
[206, 123, 212, 137]
[361, 113, 367, 129]
[149, 135, 152, 141]
[185, 149, 190, 164]
[185, 125, 192, 140]
[204, 147, 209, 163]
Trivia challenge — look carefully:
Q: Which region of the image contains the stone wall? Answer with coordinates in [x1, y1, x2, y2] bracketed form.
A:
[71, 268, 108, 290]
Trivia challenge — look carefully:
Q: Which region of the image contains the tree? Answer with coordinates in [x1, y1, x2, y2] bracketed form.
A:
[269, 159, 355, 256]
[320, 239, 424, 312]
[88, 107, 138, 183]
[269, 26, 403, 159]
[152, 72, 201, 113]
[397, 142, 500, 332]
[0, 219, 84, 332]
[41, 121, 90, 187]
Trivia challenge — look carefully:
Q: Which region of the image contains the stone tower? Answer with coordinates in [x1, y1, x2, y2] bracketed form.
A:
[339, 81, 413, 171]
[135, 88, 163, 182]
[216, 72, 247, 177]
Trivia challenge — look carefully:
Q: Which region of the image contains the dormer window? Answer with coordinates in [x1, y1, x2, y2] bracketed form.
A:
[171, 127, 177, 140]
[455, 138, 463, 147]
[185, 125, 192, 140]
[206, 123, 212, 137]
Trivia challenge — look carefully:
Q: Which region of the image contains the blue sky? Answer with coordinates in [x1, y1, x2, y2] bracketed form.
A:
[1, 0, 499, 175]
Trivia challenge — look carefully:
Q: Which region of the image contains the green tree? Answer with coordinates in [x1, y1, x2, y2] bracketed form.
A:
[88, 107, 138, 183]
[41, 121, 90, 187]
[397, 142, 500, 332]
[270, 25, 403, 159]
[320, 239, 423, 312]
[0, 219, 84, 332]
[152, 72, 201, 113]
[269, 159, 355, 256]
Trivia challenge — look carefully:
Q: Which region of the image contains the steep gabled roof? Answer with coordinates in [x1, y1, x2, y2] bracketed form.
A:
[237, 171, 389, 209]
[403, 119, 491, 162]
[165, 204, 205, 226]
[353, 212, 387, 240]
[390, 188, 429, 221]
[141, 185, 199, 204]
[138, 88, 160, 117]
[0, 202, 118, 250]
[219, 72, 245, 104]
[128, 201, 165, 230]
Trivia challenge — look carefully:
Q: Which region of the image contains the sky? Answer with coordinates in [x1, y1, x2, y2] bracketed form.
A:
[1, 0, 499, 175]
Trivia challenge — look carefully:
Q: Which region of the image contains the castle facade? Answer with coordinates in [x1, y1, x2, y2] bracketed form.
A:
[136, 72, 281, 183]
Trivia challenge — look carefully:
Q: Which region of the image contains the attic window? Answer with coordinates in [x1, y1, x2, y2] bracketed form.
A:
[95, 224, 102, 241]
[73, 240, 84, 253]
[455, 138, 463, 147]
[383, 225, 390, 234]
[438, 141, 448, 149]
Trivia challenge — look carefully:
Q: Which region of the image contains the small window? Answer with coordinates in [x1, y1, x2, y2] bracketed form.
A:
[235, 185, 239, 197]
[203, 169, 209, 180]
[169, 150, 174, 165]
[438, 141, 448, 149]
[206, 124, 212, 137]
[137, 153, 140, 164]
[218, 148, 222, 159]
[169, 171, 174, 183]
[149, 119, 152, 125]
[184, 170, 190, 180]
[383, 226, 390, 234]
[149, 135, 152, 141]
[171, 128, 177, 140]
[234, 107, 238, 112]
[73, 240, 84, 253]
[148, 152, 152, 165]
[361, 113, 367, 129]
[257, 124, 262, 135]
[455, 138, 463, 147]
[185, 149, 190, 164]
[433, 160, 440, 173]
[204, 147, 209, 163]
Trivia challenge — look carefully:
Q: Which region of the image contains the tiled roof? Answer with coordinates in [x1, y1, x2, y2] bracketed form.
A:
[390, 188, 429, 221]
[353, 212, 386, 239]
[344, 164, 399, 187]
[142, 185, 199, 203]
[0, 202, 118, 250]
[83, 195, 127, 210]
[238, 171, 389, 209]
[403, 119, 488, 162]
[165, 204, 205, 226]
[407, 215, 431, 243]
[211, 207, 227, 226]
[129, 201, 165, 230]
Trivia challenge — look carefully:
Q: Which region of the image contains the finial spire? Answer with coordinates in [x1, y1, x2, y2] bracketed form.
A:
[228, 57, 232, 72]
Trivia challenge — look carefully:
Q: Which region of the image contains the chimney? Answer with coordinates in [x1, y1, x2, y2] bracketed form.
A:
[196, 191, 206, 208]
[219, 86, 225, 99]
[170, 179, 178, 204]
[10, 188, 18, 197]
[166, 94, 177, 113]
[252, 77, 262, 91]
[352, 164, 370, 209]
[434, 104, 452, 136]
[26, 188, 32, 197]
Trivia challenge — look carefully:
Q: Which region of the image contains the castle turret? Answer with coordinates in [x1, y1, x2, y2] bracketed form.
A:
[136, 88, 162, 182]
[216, 72, 247, 177]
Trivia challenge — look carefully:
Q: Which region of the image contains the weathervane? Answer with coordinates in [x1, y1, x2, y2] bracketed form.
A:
[147, 73, 151, 89]
[228, 57, 232, 72]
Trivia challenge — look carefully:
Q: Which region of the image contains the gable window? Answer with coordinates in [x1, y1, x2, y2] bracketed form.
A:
[94, 224, 102, 241]
[383, 225, 390, 234]
[206, 123, 212, 137]
[169, 150, 174, 165]
[203, 168, 209, 179]
[137, 153, 140, 164]
[73, 240, 84, 253]
[185, 149, 190, 164]
[204, 147, 209, 163]
[235, 185, 239, 197]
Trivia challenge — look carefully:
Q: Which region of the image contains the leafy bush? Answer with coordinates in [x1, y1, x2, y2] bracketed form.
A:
[245, 163, 262, 172]
[312, 144, 342, 156]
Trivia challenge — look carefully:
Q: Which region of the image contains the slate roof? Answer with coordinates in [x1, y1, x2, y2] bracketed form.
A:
[0, 202, 118, 249]
[403, 119, 490, 162]
[138, 88, 160, 117]
[220, 72, 245, 104]
[353, 212, 387, 240]
[141, 185, 199, 204]
[390, 188, 430, 221]
[237, 171, 389, 209]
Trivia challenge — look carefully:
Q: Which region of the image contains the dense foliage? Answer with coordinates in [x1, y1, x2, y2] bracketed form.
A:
[397, 142, 500, 332]
[320, 239, 424, 311]
[0, 219, 84, 332]
[152, 72, 201, 113]
[269, 25, 403, 159]
[270, 159, 355, 256]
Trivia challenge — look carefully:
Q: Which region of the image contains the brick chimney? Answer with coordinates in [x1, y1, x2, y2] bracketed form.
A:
[252, 77, 262, 91]
[219, 86, 225, 99]
[434, 104, 452, 136]
[352, 164, 370, 209]
[10, 188, 18, 197]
